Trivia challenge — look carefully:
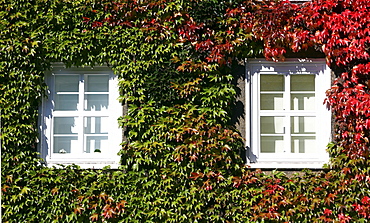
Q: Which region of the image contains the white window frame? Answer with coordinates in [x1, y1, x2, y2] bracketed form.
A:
[245, 58, 331, 168]
[39, 64, 121, 168]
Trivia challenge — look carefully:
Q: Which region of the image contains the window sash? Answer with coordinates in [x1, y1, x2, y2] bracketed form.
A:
[246, 59, 331, 166]
[52, 73, 112, 155]
[258, 73, 317, 155]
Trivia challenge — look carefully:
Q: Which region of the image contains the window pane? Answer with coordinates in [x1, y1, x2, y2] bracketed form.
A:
[291, 136, 316, 153]
[291, 93, 315, 110]
[86, 136, 108, 153]
[291, 75, 315, 91]
[86, 75, 109, 92]
[260, 116, 285, 134]
[85, 94, 109, 111]
[291, 116, 316, 134]
[261, 136, 284, 153]
[55, 94, 78, 111]
[84, 117, 109, 134]
[261, 94, 284, 110]
[261, 75, 284, 91]
[53, 136, 78, 153]
[54, 117, 78, 134]
[55, 75, 79, 92]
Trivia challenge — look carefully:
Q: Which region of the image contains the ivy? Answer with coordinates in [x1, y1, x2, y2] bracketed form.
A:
[1, 0, 370, 222]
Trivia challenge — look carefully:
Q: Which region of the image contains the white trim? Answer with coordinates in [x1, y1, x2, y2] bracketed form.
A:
[39, 65, 121, 169]
[245, 59, 331, 168]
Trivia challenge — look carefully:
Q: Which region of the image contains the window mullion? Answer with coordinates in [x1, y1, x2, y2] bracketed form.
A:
[255, 72, 261, 157]
[284, 74, 292, 154]
[50, 74, 56, 157]
[78, 74, 85, 154]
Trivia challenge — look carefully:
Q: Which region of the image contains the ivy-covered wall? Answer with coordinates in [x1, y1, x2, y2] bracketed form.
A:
[1, 0, 370, 222]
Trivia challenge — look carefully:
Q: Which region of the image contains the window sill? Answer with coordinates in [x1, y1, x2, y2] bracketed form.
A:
[45, 158, 120, 169]
[248, 160, 328, 169]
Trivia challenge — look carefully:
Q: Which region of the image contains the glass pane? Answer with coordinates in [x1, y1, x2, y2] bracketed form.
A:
[291, 93, 315, 110]
[85, 136, 108, 153]
[261, 94, 284, 110]
[260, 116, 285, 134]
[261, 136, 284, 153]
[54, 117, 78, 134]
[86, 75, 109, 92]
[291, 136, 316, 153]
[53, 136, 78, 153]
[55, 75, 79, 92]
[291, 116, 316, 134]
[291, 75, 315, 91]
[261, 74, 284, 91]
[55, 94, 78, 111]
[85, 117, 109, 134]
[85, 94, 109, 111]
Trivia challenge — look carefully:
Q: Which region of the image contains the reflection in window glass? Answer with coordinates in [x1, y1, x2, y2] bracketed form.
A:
[291, 93, 315, 110]
[86, 136, 108, 153]
[291, 75, 315, 91]
[260, 116, 285, 134]
[84, 117, 109, 134]
[291, 116, 316, 134]
[85, 94, 109, 111]
[261, 136, 284, 153]
[55, 75, 79, 92]
[54, 117, 78, 134]
[54, 95, 79, 111]
[261, 74, 284, 91]
[291, 136, 316, 153]
[85, 75, 109, 92]
[53, 136, 78, 153]
[261, 94, 284, 110]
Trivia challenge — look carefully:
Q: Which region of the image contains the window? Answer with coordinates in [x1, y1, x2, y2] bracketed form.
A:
[245, 59, 331, 168]
[39, 65, 121, 168]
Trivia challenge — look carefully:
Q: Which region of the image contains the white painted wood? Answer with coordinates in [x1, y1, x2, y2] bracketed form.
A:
[246, 59, 331, 168]
[40, 65, 122, 168]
